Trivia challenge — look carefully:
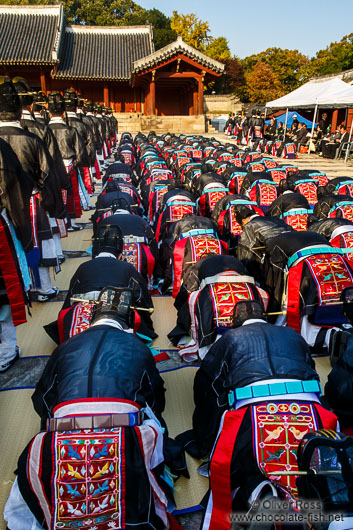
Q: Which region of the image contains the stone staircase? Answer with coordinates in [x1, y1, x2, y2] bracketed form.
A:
[114, 113, 142, 134]
[206, 122, 219, 134]
[114, 113, 207, 134]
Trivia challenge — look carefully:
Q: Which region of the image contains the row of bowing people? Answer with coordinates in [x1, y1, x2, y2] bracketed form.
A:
[0, 76, 120, 374]
[5, 132, 353, 529]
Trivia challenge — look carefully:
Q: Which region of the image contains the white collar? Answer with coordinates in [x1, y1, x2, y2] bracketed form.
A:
[95, 252, 117, 259]
[91, 318, 133, 333]
[112, 209, 130, 215]
[331, 225, 353, 240]
[34, 112, 42, 118]
[242, 319, 267, 326]
[0, 121, 22, 129]
[86, 112, 94, 116]
[49, 117, 66, 125]
[66, 111, 77, 118]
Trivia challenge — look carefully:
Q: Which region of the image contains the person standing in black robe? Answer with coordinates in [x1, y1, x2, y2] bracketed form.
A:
[14, 77, 69, 263]
[47, 91, 89, 231]
[0, 77, 65, 302]
[64, 89, 96, 200]
[0, 137, 34, 371]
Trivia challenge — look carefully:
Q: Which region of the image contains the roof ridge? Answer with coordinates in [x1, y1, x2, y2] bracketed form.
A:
[0, 4, 61, 11]
[133, 36, 224, 74]
[68, 24, 152, 31]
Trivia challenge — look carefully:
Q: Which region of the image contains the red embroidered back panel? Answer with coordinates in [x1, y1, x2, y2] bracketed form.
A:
[169, 203, 195, 222]
[192, 150, 202, 159]
[176, 157, 190, 168]
[340, 232, 353, 261]
[263, 159, 277, 169]
[218, 154, 233, 162]
[154, 187, 168, 214]
[316, 175, 329, 186]
[151, 173, 170, 183]
[305, 254, 353, 305]
[207, 191, 228, 212]
[209, 282, 253, 327]
[246, 153, 262, 162]
[53, 428, 125, 529]
[117, 186, 134, 198]
[204, 148, 215, 157]
[229, 175, 245, 194]
[70, 303, 95, 338]
[338, 184, 353, 197]
[250, 163, 266, 172]
[229, 208, 243, 235]
[216, 165, 228, 175]
[329, 205, 353, 221]
[252, 402, 319, 501]
[259, 183, 277, 205]
[284, 214, 308, 231]
[190, 235, 222, 264]
[121, 152, 133, 166]
[269, 170, 287, 185]
[121, 243, 141, 272]
[249, 184, 277, 205]
[295, 183, 317, 205]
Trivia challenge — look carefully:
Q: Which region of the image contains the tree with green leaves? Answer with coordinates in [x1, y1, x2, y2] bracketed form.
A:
[206, 57, 245, 96]
[245, 61, 282, 103]
[311, 33, 353, 76]
[170, 11, 211, 50]
[62, 0, 147, 26]
[124, 8, 177, 50]
[2, 0, 177, 49]
[241, 47, 310, 93]
[205, 37, 231, 62]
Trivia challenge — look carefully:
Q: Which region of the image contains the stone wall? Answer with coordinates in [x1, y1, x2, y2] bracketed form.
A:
[204, 94, 242, 114]
[114, 113, 207, 133]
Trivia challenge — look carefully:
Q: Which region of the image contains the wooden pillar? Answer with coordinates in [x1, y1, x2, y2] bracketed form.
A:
[150, 70, 156, 116]
[136, 88, 141, 113]
[103, 85, 109, 107]
[193, 85, 198, 116]
[198, 76, 204, 115]
[188, 87, 193, 116]
[145, 88, 151, 116]
[331, 109, 339, 132]
[40, 70, 47, 93]
[347, 109, 353, 131]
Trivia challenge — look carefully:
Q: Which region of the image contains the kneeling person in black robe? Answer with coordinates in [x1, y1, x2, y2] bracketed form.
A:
[5, 288, 183, 530]
[177, 302, 337, 528]
[46, 223, 156, 343]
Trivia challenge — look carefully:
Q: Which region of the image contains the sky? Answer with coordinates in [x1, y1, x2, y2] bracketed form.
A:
[138, 0, 353, 59]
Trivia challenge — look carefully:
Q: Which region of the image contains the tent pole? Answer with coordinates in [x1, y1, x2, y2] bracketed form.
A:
[284, 108, 289, 137]
[309, 104, 318, 154]
[344, 114, 353, 163]
[264, 108, 267, 119]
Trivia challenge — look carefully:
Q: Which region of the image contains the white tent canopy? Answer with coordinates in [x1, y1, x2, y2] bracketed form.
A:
[266, 78, 353, 109]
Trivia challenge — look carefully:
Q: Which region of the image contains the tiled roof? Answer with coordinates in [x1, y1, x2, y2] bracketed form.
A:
[54, 25, 154, 80]
[133, 36, 225, 74]
[0, 5, 63, 65]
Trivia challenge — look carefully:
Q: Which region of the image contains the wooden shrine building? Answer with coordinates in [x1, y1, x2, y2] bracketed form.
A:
[0, 4, 225, 115]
